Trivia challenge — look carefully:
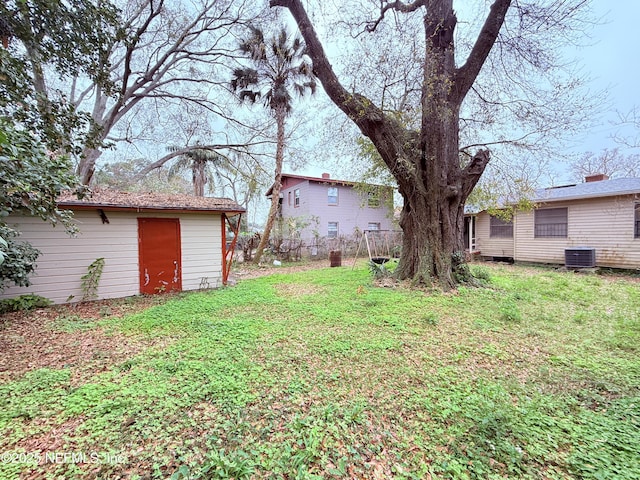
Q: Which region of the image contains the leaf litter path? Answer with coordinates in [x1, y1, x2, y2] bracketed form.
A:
[0, 259, 332, 382]
[0, 297, 168, 384]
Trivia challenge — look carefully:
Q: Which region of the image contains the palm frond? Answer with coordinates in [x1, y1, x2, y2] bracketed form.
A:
[234, 24, 317, 116]
[239, 90, 261, 104]
[231, 68, 259, 90]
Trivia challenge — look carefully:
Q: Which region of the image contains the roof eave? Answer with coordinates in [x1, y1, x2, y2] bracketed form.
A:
[533, 189, 640, 204]
[58, 202, 246, 215]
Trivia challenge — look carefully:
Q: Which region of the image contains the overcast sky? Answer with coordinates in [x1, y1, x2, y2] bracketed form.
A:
[564, 0, 639, 153]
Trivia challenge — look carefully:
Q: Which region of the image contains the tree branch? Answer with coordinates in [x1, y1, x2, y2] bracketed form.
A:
[461, 149, 490, 198]
[365, 0, 428, 33]
[453, 0, 511, 104]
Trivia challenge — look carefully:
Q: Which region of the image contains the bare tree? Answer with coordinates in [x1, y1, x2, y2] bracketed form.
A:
[64, 0, 261, 184]
[569, 148, 640, 182]
[614, 107, 640, 149]
[271, 0, 596, 287]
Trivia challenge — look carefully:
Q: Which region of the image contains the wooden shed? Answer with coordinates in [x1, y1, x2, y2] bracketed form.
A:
[0, 190, 244, 304]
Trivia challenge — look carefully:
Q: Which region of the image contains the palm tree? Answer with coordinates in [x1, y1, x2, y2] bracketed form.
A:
[167, 146, 228, 197]
[231, 25, 316, 263]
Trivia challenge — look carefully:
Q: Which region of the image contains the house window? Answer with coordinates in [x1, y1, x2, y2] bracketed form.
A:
[635, 203, 640, 238]
[328, 186, 338, 205]
[534, 207, 567, 238]
[328, 222, 338, 238]
[294, 188, 300, 207]
[367, 222, 380, 231]
[288, 191, 291, 206]
[367, 191, 380, 207]
[489, 215, 513, 238]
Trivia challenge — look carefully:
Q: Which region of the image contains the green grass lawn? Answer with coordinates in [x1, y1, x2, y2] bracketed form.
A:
[1, 263, 639, 479]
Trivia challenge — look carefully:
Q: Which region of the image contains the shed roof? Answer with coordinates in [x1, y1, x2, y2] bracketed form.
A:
[533, 177, 640, 203]
[58, 188, 245, 214]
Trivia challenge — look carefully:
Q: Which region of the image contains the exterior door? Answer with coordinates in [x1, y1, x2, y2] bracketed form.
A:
[138, 218, 182, 294]
[463, 216, 476, 251]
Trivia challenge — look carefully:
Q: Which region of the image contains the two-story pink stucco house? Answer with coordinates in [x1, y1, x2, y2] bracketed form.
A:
[266, 173, 395, 247]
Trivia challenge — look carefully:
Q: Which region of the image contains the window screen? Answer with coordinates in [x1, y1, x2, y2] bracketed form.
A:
[489, 215, 513, 238]
[534, 208, 567, 238]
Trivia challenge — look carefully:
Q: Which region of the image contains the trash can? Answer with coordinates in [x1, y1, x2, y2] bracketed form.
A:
[329, 250, 342, 267]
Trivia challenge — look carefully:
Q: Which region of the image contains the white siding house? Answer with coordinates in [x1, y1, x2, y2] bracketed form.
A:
[0, 190, 244, 304]
[469, 176, 640, 269]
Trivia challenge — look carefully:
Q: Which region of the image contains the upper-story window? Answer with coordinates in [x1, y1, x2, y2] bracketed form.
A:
[534, 207, 567, 238]
[294, 188, 300, 207]
[367, 191, 380, 207]
[328, 186, 338, 205]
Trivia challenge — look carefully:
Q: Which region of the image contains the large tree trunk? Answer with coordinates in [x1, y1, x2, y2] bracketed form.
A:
[393, 1, 464, 288]
[395, 189, 466, 287]
[253, 106, 286, 264]
[271, 0, 508, 286]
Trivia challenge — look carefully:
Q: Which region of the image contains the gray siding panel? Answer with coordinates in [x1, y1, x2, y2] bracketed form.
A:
[475, 212, 514, 257]
[515, 197, 640, 268]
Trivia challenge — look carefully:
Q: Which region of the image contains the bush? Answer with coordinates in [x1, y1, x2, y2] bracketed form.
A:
[471, 265, 492, 283]
[368, 259, 398, 280]
[0, 294, 52, 314]
[368, 260, 389, 279]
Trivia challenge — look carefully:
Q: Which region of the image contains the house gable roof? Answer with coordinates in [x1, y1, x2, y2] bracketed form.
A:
[533, 177, 640, 203]
[465, 177, 640, 215]
[265, 173, 390, 196]
[57, 188, 245, 214]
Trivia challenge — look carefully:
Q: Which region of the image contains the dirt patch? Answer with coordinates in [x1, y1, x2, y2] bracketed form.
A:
[0, 296, 167, 383]
[230, 258, 334, 281]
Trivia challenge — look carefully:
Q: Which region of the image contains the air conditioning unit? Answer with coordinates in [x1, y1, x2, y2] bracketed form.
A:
[565, 247, 596, 268]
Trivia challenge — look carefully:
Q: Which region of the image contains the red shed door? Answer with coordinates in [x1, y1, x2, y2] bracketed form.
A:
[138, 218, 182, 295]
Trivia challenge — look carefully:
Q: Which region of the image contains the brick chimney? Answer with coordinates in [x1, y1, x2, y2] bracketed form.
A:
[584, 173, 609, 183]
[321, 173, 330, 179]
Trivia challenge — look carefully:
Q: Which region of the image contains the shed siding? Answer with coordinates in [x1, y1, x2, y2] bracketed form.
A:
[475, 212, 514, 257]
[180, 213, 223, 290]
[1, 210, 223, 304]
[514, 196, 640, 268]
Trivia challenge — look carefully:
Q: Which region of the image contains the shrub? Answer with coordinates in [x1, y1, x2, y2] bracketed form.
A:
[471, 265, 492, 283]
[0, 294, 52, 314]
[368, 260, 388, 279]
[500, 299, 522, 322]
